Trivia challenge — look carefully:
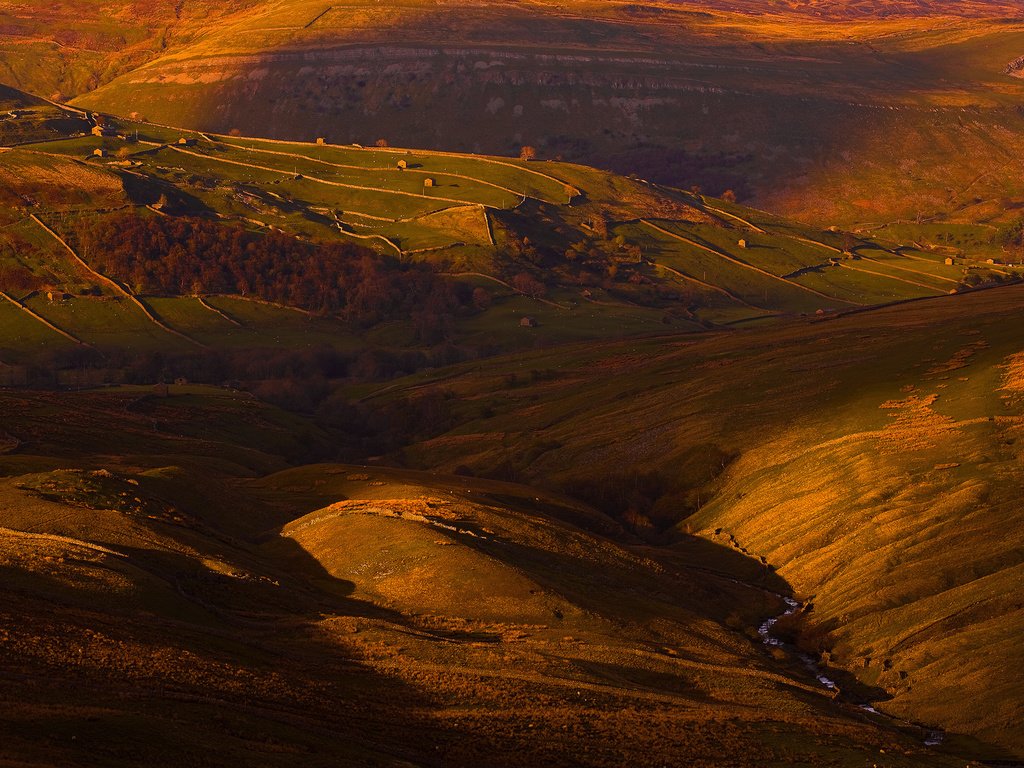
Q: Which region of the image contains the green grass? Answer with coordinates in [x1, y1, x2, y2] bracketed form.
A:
[1, 85, 1019, 370]
[0, 300, 74, 357]
[199, 296, 362, 350]
[24, 296, 191, 351]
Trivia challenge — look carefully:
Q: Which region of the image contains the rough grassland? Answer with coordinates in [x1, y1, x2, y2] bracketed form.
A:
[0, 388, 967, 767]
[351, 283, 1024, 761]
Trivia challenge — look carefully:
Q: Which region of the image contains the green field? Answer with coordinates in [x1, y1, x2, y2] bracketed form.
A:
[2, 94, 1018, 365]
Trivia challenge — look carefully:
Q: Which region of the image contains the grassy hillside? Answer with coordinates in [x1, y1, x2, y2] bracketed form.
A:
[0, 0, 260, 99]
[49, 0, 1024, 226]
[1, 94, 1017, 378]
[347, 283, 1024, 761]
[0, 386, 970, 767]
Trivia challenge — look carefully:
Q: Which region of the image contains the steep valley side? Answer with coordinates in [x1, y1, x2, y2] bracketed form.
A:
[357, 284, 1024, 761]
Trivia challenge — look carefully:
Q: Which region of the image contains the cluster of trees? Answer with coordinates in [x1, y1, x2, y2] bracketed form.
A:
[75, 214, 473, 333]
[0, 261, 43, 293]
[497, 209, 697, 312]
[0, 234, 45, 292]
[998, 217, 1024, 259]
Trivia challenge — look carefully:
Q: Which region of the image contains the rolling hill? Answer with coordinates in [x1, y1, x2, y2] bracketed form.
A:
[0, 385, 970, 767]
[347, 282, 1024, 762]
[28, 0, 1022, 227]
[1, 89, 1017, 384]
[2, 6, 1022, 767]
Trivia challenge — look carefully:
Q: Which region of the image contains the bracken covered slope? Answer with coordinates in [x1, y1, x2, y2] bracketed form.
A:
[352, 283, 1024, 762]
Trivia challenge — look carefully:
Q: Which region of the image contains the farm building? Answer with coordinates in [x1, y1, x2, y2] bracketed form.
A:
[397, 160, 408, 169]
[177, 137, 196, 146]
[316, 137, 327, 145]
[93, 148, 107, 158]
[91, 125, 115, 137]
[738, 239, 747, 248]
[520, 316, 538, 328]
[423, 178, 435, 188]
[944, 257, 955, 266]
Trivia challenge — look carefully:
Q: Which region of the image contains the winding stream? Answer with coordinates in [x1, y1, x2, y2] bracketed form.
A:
[758, 594, 945, 748]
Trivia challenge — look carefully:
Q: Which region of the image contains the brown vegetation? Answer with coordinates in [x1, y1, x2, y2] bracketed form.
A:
[75, 214, 473, 328]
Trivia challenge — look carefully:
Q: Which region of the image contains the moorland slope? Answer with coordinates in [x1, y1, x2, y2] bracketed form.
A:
[352, 283, 1024, 761]
[0, 386, 967, 767]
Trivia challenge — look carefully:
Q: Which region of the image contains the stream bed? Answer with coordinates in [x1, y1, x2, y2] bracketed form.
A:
[758, 594, 945, 749]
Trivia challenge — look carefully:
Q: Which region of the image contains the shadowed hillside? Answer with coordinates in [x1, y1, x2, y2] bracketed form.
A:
[2, 91, 1017, 386]
[0, 387, 969, 767]
[46, 0, 1024, 226]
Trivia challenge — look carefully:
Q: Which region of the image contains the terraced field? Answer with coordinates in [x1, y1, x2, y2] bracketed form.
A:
[0, 93, 1016, 364]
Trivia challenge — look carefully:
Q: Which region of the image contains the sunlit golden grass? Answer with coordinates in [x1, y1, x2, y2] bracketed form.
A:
[353, 284, 1024, 760]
